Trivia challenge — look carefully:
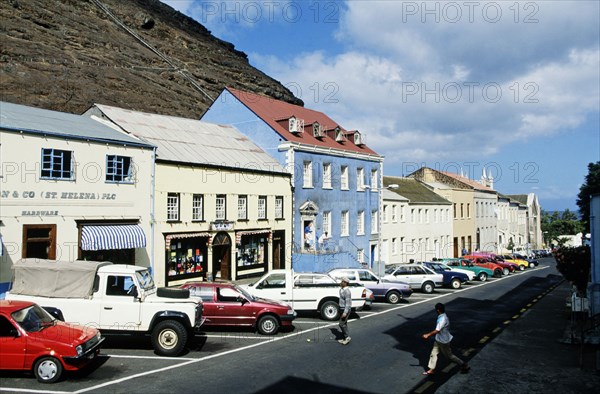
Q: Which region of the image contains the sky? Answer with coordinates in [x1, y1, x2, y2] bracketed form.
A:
[162, 0, 600, 213]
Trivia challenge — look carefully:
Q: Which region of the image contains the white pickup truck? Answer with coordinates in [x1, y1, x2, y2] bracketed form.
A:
[242, 269, 368, 320]
[6, 259, 203, 357]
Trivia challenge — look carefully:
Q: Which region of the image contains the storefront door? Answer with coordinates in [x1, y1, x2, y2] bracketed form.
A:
[212, 233, 231, 280]
[272, 231, 285, 270]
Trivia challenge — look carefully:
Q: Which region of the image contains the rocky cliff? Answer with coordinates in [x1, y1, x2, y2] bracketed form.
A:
[0, 0, 302, 118]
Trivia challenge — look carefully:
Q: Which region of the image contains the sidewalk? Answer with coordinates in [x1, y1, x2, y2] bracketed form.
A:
[437, 280, 600, 394]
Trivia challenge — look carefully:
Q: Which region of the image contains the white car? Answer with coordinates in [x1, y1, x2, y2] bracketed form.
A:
[294, 273, 375, 307]
[383, 264, 444, 293]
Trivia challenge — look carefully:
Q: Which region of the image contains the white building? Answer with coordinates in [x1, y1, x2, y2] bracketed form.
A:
[382, 177, 453, 263]
[86, 104, 293, 286]
[0, 102, 155, 297]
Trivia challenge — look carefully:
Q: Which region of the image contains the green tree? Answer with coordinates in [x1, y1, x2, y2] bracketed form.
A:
[541, 209, 583, 246]
[577, 161, 600, 233]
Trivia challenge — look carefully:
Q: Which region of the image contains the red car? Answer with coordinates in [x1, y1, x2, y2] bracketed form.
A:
[181, 282, 296, 335]
[464, 256, 504, 278]
[0, 300, 104, 383]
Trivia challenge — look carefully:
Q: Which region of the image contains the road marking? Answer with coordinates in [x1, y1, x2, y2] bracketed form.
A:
[414, 381, 434, 393]
[479, 336, 490, 344]
[503, 320, 511, 325]
[442, 363, 455, 373]
[492, 327, 501, 333]
[512, 314, 520, 319]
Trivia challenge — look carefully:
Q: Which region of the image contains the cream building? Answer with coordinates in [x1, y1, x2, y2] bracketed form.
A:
[86, 105, 293, 286]
[0, 102, 155, 297]
[382, 177, 453, 263]
[507, 193, 543, 251]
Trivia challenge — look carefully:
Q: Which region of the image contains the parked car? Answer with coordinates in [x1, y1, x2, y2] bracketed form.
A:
[431, 260, 476, 281]
[495, 254, 528, 271]
[440, 258, 493, 282]
[181, 282, 295, 335]
[463, 256, 505, 277]
[418, 262, 469, 289]
[328, 268, 413, 304]
[0, 300, 104, 383]
[469, 253, 517, 274]
[512, 253, 539, 268]
[294, 272, 375, 306]
[382, 264, 444, 293]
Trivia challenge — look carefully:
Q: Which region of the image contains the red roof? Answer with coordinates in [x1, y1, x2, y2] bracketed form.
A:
[226, 87, 380, 156]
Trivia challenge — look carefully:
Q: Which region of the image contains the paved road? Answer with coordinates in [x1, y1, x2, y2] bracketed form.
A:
[0, 259, 559, 394]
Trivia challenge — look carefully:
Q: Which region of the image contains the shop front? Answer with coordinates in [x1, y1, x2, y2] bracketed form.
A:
[78, 222, 147, 265]
[235, 230, 271, 279]
[165, 233, 210, 286]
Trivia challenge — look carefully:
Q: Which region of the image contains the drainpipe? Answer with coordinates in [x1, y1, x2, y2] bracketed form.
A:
[150, 146, 157, 280]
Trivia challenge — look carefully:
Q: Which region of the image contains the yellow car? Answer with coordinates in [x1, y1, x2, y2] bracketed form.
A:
[497, 254, 528, 271]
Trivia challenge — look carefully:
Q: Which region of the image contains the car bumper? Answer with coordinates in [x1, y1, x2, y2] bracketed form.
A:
[280, 312, 297, 323]
[63, 337, 105, 366]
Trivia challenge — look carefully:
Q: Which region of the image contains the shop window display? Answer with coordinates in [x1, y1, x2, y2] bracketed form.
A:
[237, 234, 268, 274]
[166, 236, 208, 281]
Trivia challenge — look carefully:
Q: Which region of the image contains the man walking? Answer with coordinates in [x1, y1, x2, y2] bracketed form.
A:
[422, 303, 469, 375]
[338, 277, 352, 345]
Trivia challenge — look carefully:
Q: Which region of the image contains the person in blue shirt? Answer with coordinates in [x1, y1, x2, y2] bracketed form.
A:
[421, 303, 469, 375]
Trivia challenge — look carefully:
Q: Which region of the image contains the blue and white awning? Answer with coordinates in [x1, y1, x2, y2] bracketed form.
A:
[81, 225, 146, 251]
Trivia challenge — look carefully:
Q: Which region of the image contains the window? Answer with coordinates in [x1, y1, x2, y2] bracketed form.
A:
[357, 249, 365, 263]
[357, 168, 364, 190]
[258, 196, 267, 219]
[411, 209, 416, 224]
[275, 196, 284, 219]
[303, 161, 313, 188]
[454, 203, 457, 218]
[23, 224, 56, 259]
[192, 194, 204, 221]
[467, 203, 471, 218]
[238, 195, 247, 220]
[425, 209, 430, 223]
[357, 211, 364, 235]
[461, 203, 464, 218]
[392, 237, 397, 254]
[371, 169, 378, 190]
[382, 205, 388, 223]
[106, 275, 135, 297]
[391, 205, 397, 222]
[323, 211, 331, 236]
[323, 163, 332, 188]
[106, 155, 133, 183]
[341, 166, 349, 190]
[167, 193, 180, 221]
[400, 205, 405, 222]
[216, 195, 226, 220]
[341, 211, 349, 236]
[41, 148, 73, 180]
[371, 210, 378, 234]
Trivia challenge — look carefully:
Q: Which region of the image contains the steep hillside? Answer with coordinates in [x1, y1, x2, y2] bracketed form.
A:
[0, 0, 302, 118]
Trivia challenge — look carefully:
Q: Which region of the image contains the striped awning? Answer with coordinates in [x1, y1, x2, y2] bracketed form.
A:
[236, 230, 272, 245]
[81, 225, 147, 251]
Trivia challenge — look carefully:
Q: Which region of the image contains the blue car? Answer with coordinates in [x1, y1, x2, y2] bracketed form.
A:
[328, 268, 413, 304]
[420, 262, 469, 289]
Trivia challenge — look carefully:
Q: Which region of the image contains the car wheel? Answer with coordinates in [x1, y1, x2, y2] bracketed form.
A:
[478, 272, 488, 282]
[519, 265, 525, 271]
[421, 281, 434, 294]
[151, 320, 188, 357]
[450, 278, 461, 289]
[34, 356, 63, 384]
[257, 315, 279, 335]
[320, 300, 341, 321]
[385, 290, 401, 304]
[494, 269, 502, 278]
[502, 268, 509, 276]
[529, 262, 535, 269]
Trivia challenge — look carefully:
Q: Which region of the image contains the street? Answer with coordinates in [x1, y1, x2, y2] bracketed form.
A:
[0, 258, 561, 394]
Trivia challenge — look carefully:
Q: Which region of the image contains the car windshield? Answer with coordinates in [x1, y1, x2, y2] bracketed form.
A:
[384, 266, 399, 274]
[136, 270, 155, 291]
[11, 304, 55, 333]
[234, 284, 255, 301]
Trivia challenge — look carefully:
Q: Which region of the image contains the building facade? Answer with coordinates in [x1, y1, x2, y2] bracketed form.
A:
[202, 88, 384, 273]
[86, 104, 293, 285]
[382, 176, 453, 264]
[0, 102, 154, 297]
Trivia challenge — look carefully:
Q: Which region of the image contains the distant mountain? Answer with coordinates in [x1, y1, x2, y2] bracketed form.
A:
[0, 0, 302, 118]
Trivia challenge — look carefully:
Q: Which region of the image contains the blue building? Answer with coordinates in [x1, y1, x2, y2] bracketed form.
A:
[202, 88, 384, 272]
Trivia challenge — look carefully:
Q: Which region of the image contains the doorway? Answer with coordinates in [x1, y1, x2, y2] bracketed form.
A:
[212, 232, 231, 280]
[272, 230, 285, 269]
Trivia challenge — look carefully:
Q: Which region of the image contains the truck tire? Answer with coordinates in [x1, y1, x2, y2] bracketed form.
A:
[34, 356, 63, 383]
[320, 300, 340, 321]
[157, 287, 190, 299]
[257, 315, 279, 335]
[151, 320, 188, 357]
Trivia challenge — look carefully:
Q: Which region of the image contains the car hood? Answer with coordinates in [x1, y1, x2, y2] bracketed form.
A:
[253, 297, 292, 309]
[27, 321, 97, 346]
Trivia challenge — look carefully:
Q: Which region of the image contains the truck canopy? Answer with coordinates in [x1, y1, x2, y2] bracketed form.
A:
[11, 258, 112, 299]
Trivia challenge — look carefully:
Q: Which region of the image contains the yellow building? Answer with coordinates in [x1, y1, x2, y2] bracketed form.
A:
[86, 105, 293, 286]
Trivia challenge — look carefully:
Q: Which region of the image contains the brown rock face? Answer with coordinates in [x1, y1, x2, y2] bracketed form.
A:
[0, 0, 302, 118]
